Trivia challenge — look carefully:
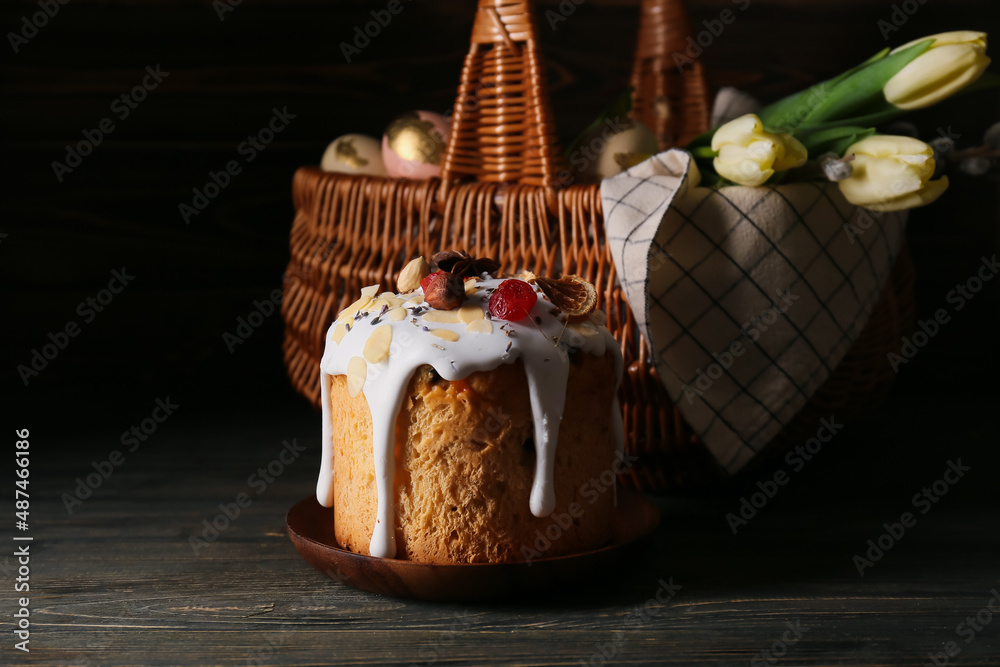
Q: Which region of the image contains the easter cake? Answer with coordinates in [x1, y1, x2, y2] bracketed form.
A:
[317, 252, 625, 564]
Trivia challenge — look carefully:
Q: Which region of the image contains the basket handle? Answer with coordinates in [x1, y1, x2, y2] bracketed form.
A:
[441, 0, 566, 189]
[630, 0, 712, 149]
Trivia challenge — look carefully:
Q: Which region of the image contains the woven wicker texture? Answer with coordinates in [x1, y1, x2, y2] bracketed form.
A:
[630, 0, 712, 149]
[441, 0, 566, 188]
[281, 0, 915, 493]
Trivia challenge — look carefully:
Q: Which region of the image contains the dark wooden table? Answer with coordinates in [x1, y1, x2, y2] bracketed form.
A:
[3, 0, 999, 664]
[4, 389, 995, 666]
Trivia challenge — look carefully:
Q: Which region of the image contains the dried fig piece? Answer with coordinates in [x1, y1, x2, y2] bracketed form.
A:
[535, 275, 597, 317]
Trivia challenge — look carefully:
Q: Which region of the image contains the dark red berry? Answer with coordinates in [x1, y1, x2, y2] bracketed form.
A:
[488, 279, 537, 321]
[421, 270, 445, 293]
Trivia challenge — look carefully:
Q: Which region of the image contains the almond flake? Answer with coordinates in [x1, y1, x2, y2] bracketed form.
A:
[346, 357, 367, 397]
[422, 309, 462, 324]
[429, 328, 459, 342]
[360, 284, 380, 298]
[337, 297, 374, 323]
[458, 304, 485, 323]
[363, 325, 393, 363]
[465, 279, 479, 295]
[386, 307, 407, 321]
[369, 296, 404, 313]
[465, 320, 493, 334]
[332, 323, 350, 344]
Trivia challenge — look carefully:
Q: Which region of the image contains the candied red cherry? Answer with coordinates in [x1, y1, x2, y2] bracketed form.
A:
[420, 270, 445, 293]
[489, 279, 537, 321]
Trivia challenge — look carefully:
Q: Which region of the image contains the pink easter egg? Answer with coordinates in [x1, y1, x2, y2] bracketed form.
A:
[381, 111, 451, 180]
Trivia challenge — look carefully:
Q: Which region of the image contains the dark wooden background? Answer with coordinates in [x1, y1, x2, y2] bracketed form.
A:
[3, 0, 998, 428]
[2, 0, 999, 664]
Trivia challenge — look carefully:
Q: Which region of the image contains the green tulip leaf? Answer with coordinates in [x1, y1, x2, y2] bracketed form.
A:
[757, 83, 837, 132]
[795, 95, 906, 131]
[800, 39, 934, 125]
[798, 126, 876, 157]
[757, 48, 893, 131]
[827, 47, 893, 87]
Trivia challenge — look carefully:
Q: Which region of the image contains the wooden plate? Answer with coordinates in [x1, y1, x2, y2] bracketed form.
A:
[286, 491, 660, 601]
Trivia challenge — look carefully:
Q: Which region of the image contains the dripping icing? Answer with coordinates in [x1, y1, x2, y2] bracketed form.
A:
[318, 277, 623, 559]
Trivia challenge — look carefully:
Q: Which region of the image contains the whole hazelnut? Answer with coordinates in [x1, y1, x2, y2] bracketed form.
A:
[424, 272, 465, 310]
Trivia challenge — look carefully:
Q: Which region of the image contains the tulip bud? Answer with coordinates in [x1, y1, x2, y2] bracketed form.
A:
[711, 114, 808, 186]
[838, 135, 949, 211]
[884, 31, 990, 110]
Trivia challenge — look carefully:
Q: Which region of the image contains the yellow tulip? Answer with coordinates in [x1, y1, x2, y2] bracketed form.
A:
[884, 31, 990, 110]
[711, 114, 808, 186]
[838, 135, 948, 211]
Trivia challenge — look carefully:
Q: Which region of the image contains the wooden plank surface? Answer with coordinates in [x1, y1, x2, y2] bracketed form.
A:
[2, 0, 999, 664]
[4, 393, 999, 665]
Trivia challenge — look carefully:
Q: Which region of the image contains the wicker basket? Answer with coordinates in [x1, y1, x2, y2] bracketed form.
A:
[281, 0, 915, 493]
[630, 0, 712, 149]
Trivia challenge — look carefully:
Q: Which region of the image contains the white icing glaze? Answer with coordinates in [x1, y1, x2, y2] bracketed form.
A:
[318, 276, 624, 559]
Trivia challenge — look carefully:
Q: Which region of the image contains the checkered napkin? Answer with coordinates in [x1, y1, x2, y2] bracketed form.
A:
[600, 150, 908, 474]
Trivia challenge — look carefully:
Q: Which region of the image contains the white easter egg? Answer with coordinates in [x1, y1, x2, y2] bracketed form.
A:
[576, 118, 658, 181]
[321, 134, 387, 176]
